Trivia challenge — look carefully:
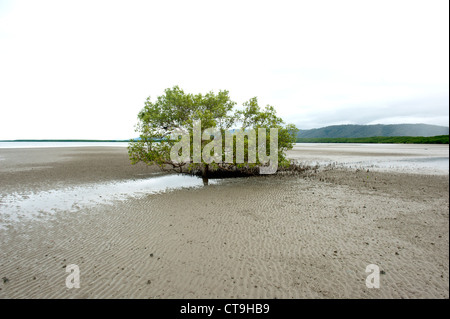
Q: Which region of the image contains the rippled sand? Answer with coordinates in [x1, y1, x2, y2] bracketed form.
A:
[0, 147, 448, 298]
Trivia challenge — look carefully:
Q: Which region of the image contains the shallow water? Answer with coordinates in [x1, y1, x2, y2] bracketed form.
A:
[306, 156, 449, 174]
[0, 174, 219, 228]
[289, 143, 449, 174]
[0, 142, 129, 148]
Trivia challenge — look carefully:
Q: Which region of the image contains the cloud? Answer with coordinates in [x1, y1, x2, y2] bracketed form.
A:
[0, 0, 448, 139]
[286, 93, 449, 129]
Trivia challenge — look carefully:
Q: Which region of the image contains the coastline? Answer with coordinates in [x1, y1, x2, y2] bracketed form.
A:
[0, 146, 448, 298]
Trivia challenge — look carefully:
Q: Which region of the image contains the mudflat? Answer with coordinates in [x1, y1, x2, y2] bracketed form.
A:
[0, 146, 448, 298]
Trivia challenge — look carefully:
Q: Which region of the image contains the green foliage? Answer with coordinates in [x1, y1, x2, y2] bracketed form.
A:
[128, 86, 298, 176]
[296, 124, 449, 139]
[296, 135, 449, 144]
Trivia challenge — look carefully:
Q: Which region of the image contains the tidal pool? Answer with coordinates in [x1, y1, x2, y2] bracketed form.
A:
[0, 174, 219, 228]
[288, 143, 449, 174]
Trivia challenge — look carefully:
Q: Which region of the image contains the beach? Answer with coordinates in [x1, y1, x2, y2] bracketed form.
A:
[0, 145, 448, 298]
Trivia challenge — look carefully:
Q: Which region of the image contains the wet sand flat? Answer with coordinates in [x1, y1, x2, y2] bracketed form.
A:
[287, 143, 449, 175]
[0, 146, 448, 298]
[0, 147, 163, 194]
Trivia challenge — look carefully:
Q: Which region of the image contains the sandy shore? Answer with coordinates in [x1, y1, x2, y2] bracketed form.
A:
[287, 143, 449, 175]
[0, 147, 163, 194]
[0, 146, 448, 298]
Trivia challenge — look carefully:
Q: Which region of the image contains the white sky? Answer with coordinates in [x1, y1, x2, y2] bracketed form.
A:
[0, 0, 448, 139]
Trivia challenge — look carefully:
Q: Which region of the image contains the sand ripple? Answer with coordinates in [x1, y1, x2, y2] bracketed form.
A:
[1, 170, 448, 298]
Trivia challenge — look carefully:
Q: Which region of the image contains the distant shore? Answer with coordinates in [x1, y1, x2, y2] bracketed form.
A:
[0, 139, 130, 142]
[1, 134, 449, 144]
[296, 135, 449, 144]
[0, 146, 448, 298]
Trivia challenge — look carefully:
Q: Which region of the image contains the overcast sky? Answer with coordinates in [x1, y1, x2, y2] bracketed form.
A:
[0, 0, 448, 139]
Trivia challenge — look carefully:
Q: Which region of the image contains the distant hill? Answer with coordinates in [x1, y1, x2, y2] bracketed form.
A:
[297, 124, 449, 138]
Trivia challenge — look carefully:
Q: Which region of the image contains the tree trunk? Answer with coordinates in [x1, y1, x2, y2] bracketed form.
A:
[202, 164, 209, 185]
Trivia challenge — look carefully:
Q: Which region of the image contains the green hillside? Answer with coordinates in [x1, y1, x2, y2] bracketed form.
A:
[297, 124, 449, 139]
[296, 135, 449, 144]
